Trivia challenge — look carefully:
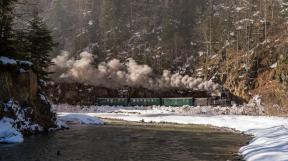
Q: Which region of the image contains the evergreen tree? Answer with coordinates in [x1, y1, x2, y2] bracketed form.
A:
[26, 17, 56, 80]
[0, 0, 17, 56]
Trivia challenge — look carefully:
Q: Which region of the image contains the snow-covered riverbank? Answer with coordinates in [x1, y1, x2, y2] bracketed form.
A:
[57, 105, 288, 161]
[58, 113, 104, 125]
[0, 114, 102, 144]
[94, 113, 288, 161]
[0, 118, 24, 143]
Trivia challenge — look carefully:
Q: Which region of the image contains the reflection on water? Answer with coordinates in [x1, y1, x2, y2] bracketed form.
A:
[0, 123, 249, 161]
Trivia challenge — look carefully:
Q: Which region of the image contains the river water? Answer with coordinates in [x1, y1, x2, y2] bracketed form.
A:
[0, 122, 249, 161]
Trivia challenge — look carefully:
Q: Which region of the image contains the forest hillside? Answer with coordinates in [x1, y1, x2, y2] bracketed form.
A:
[31, 0, 288, 115]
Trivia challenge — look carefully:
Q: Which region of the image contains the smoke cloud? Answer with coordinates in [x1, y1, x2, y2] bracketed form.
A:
[50, 51, 221, 92]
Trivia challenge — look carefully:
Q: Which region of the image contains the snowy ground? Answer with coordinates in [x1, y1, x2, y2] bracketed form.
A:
[56, 104, 288, 161]
[0, 118, 23, 143]
[58, 113, 104, 125]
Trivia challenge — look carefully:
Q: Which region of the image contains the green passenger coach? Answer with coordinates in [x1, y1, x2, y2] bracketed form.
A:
[95, 97, 228, 107]
[130, 98, 162, 106]
[162, 98, 194, 107]
[96, 98, 128, 106]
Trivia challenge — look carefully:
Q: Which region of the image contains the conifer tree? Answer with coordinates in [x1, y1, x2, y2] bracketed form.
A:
[0, 0, 17, 56]
[26, 17, 56, 80]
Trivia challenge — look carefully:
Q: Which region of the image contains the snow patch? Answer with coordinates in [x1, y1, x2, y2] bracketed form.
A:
[17, 60, 33, 66]
[270, 62, 278, 69]
[0, 117, 24, 143]
[88, 20, 93, 26]
[58, 113, 104, 125]
[0, 57, 32, 66]
[0, 56, 17, 65]
[240, 126, 288, 161]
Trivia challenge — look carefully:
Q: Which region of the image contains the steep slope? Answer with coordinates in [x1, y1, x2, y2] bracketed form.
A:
[197, 0, 288, 115]
[38, 0, 206, 73]
[31, 0, 288, 115]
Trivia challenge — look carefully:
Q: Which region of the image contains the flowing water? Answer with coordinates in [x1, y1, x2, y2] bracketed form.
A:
[0, 122, 250, 161]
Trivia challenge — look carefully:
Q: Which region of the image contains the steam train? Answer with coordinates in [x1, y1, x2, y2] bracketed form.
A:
[96, 97, 231, 107]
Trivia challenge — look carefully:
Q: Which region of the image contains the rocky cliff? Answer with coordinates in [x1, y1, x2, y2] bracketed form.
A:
[0, 58, 57, 134]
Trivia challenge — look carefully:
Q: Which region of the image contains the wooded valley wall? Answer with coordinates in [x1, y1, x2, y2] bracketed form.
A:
[28, 0, 288, 114]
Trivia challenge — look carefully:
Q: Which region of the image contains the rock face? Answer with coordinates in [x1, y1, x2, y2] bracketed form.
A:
[0, 70, 37, 104]
[0, 66, 56, 132]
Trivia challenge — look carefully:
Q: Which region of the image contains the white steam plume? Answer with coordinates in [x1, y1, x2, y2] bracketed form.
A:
[50, 51, 221, 92]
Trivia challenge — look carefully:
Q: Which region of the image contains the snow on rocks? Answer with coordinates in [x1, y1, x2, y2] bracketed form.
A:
[58, 113, 104, 125]
[0, 56, 33, 75]
[0, 99, 47, 143]
[0, 117, 24, 143]
[0, 56, 17, 65]
[0, 56, 33, 66]
[17, 60, 33, 66]
[270, 62, 278, 69]
[5, 99, 44, 133]
[55, 119, 69, 129]
[48, 119, 69, 132]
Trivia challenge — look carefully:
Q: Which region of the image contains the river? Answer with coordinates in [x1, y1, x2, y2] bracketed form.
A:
[0, 121, 250, 161]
